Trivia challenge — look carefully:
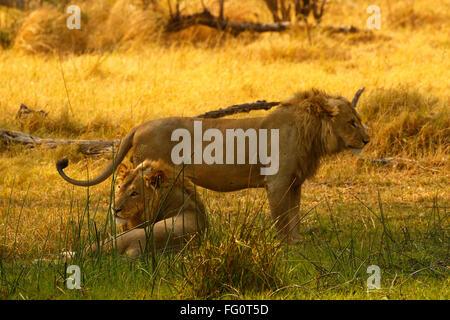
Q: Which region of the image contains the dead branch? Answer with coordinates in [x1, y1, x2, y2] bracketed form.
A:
[357, 157, 441, 172]
[16, 103, 48, 119]
[352, 87, 365, 107]
[0, 128, 119, 155]
[323, 25, 366, 34]
[196, 100, 281, 118]
[218, 0, 224, 21]
[358, 158, 402, 166]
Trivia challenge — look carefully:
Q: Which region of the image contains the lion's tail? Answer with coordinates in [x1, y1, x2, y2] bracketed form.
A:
[56, 128, 136, 187]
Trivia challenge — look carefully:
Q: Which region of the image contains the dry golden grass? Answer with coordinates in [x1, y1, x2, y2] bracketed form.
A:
[360, 87, 449, 157]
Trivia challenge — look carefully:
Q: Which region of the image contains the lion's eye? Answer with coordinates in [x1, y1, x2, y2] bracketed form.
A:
[130, 191, 138, 197]
[349, 120, 357, 127]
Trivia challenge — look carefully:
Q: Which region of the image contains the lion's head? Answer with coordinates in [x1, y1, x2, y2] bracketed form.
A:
[113, 160, 200, 231]
[282, 88, 370, 157]
[323, 93, 370, 155]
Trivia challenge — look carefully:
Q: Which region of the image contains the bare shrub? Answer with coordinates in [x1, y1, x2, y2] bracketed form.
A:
[176, 198, 288, 298]
[263, 0, 326, 23]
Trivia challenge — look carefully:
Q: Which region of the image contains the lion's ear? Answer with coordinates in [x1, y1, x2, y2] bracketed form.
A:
[317, 100, 339, 118]
[117, 163, 129, 181]
[327, 104, 340, 117]
[144, 170, 165, 188]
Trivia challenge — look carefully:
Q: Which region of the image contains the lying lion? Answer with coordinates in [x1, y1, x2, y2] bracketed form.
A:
[69, 160, 207, 258]
[57, 89, 370, 244]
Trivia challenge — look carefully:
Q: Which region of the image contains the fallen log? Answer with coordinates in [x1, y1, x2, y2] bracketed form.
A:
[323, 25, 366, 34]
[0, 128, 119, 155]
[165, 9, 372, 37]
[356, 157, 441, 172]
[166, 10, 290, 35]
[357, 157, 418, 166]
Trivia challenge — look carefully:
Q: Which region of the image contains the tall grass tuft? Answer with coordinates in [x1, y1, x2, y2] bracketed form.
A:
[175, 196, 288, 299]
[14, 8, 87, 54]
[359, 86, 449, 157]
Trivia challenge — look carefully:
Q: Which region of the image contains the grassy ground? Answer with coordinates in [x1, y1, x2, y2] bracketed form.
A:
[0, 0, 449, 299]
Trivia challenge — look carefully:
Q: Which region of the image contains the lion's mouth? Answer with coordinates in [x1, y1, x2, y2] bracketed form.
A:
[115, 215, 127, 227]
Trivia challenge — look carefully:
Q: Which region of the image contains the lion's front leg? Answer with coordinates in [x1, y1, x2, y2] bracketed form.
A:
[266, 181, 302, 244]
[114, 209, 206, 257]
